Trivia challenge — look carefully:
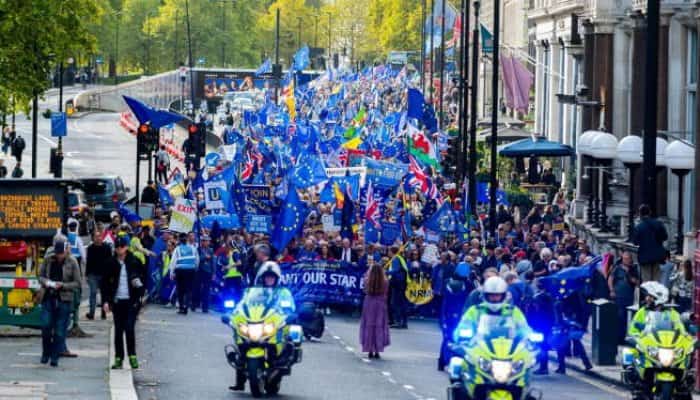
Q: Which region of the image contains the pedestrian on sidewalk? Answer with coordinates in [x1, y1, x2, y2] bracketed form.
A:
[608, 251, 640, 344]
[670, 259, 694, 312]
[86, 231, 112, 320]
[155, 146, 170, 184]
[632, 204, 668, 282]
[360, 262, 390, 359]
[37, 241, 81, 367]
[169, 232, 199, 315]
[101, 237, 145, 369]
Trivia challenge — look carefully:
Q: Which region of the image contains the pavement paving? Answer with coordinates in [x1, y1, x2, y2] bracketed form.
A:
[133, 305, 629, 400]
[0, 305, 111, 400]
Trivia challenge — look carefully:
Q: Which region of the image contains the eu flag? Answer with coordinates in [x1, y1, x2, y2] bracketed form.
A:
[407, 88, 425, 120]
[423, 202, 457, 233]
[271, 186, 309, 251]
[289, 152, 328, 188]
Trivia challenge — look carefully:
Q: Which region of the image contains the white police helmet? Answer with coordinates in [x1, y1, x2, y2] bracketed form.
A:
[640, 281, 669, 307]
[482, 276, 509, 312]
[255, 261, 282, 286]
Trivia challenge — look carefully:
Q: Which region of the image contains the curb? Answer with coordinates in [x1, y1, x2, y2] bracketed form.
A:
[108, 325, 138, 400]
[547, 354, 626, 389]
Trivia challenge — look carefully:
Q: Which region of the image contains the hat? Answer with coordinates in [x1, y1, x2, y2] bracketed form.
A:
[54, 241, 67, 254]
[115, 236, 130, 248]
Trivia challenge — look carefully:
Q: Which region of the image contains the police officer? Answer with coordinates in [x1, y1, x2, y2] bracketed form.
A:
[453, 276, 531, 344]
[438, 261, 473, 371]
[229, 261, 295, 392]
[168, 233, 199, 314]
[219, 237, 243, 303]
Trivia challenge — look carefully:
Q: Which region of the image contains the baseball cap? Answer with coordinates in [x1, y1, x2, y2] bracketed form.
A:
[116, 236, 130, 248]
[54, 241, 67, 254]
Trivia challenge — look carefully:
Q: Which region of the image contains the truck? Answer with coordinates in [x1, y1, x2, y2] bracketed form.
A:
[0, 179, 76, 328]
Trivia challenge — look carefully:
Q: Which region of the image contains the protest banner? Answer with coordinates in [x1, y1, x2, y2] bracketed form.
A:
[279, 261, 365, 306]
[405, 276, 434, 305]
[169, 198, 197, 233]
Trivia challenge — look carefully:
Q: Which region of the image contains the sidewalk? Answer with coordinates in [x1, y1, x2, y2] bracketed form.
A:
[0, 304, 111, 399]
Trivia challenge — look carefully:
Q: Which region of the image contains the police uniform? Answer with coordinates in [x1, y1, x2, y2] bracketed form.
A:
[169, 242, 199, 314]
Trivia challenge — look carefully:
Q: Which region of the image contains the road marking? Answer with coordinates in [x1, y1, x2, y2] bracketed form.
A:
[403, 384, 415, 390]
[345, 346, 354, 352]
[381, 371, 392, 376]
[39, 135, 57, 147]
[332, 335, 340, 340]
[387, 378, 397, 384]
[361, 358, 371, 363]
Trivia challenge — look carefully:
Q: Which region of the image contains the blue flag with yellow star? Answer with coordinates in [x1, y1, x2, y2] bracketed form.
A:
[271, 186, 309, 251]
[538, 256, 601, 300]
[289, 151, 328, 189]
[423, 201, 457, 234]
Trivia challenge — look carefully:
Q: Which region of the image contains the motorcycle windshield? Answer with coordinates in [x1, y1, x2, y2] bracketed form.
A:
[643, 311, 676, 334]
[237, 288, 280, 311]
[475, 315, 519, 341]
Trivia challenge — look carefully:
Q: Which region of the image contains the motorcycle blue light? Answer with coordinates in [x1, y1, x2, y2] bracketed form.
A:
[528, 332, 544, 343]
[457, 328, 474, 339]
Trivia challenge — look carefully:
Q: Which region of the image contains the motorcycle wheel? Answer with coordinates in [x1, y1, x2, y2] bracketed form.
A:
[247, 358, 265, 398]
[446, 384, 468, 400]
[655, 382, 673, 400]
[265, 377, 282, 395]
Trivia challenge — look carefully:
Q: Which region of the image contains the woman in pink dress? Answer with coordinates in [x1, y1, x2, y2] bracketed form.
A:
[359, 261, 390, 359]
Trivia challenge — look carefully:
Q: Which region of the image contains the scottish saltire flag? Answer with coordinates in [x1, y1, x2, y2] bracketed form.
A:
[271, 186, 309, 251]
[292, 45, 310, 72]
[476, 182, 510, 206]
[255, 58, 272, 76]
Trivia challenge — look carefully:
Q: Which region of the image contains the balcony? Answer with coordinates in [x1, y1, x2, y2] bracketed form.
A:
[631, 0, 698, 12]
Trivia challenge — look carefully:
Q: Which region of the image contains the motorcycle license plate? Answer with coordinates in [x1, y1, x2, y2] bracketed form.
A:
[246, 348, 265, 358]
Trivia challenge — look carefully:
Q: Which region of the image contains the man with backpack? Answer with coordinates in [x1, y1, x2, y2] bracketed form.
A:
[11, 134, 25, 162]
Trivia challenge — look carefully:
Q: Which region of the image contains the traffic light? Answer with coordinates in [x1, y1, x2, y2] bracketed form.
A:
[196, 122, 207, 157]
[442, 135, 460, 178]
[137, 123, 158, 156]
[187, 123, 206, 158]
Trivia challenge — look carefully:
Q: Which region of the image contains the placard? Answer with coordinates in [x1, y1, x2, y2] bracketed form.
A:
[0, 182, 65, 238]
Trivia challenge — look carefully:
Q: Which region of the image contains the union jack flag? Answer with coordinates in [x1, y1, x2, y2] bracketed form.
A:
[408, 156, 443, 205]
[240, 152, 255, 182]
[364, 181, 381, 229]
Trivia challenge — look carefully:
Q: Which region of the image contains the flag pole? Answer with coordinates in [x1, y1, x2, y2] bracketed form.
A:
[488, 0, 500, 238]
[438, 0, 447, 129]
[467, 1, 480, 219]
[428, 0, 434, 106]
[420, 0, 426, 94]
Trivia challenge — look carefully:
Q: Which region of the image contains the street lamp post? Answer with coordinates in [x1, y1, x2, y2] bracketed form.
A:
[114, 11, 122, 85]
[577, 130, 599, 224]
[589, 132, 618, 232]
[665, 140, 694, 254]
[617, 135, 643, 240]
[466, 0, 480, 217]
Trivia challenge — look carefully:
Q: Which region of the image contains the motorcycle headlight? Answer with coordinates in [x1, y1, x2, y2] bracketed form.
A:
[491, 360, 513, 383]
[247, 324, 264, 341]
[478, 357, 492, 372]
[224, 300, 235, 309]
[657, 348, 675, 367]
[263, 323, 275, 336]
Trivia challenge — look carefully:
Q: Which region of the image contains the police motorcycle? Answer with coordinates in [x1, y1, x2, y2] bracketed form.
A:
[621, 282, 698, 400]
[221, 262, 303, 398]
[447, 277, 542, 400]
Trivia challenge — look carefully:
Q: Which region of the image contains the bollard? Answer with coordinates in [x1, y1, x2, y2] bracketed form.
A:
[591, 298, 618, 365]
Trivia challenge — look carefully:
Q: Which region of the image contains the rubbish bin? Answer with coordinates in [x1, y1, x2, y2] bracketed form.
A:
[591, 298, 618, 365]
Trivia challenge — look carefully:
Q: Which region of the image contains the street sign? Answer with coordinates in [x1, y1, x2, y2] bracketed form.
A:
[197, 57, 206, 65]
[95, 56, 104, 65]
[50, 112, 67, 137]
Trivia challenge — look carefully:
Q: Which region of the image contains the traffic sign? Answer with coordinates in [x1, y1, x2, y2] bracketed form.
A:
[95, 56, 104, 65]
[197, 57, 206, 65]
[50, 112, 67, 137]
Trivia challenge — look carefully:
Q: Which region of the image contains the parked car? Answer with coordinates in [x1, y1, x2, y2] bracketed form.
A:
[0, 239, 28, 265]
[78, 176, 130, 222]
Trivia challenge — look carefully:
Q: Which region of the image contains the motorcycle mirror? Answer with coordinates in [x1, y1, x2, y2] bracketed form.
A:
[624, 337, 637, 348]
[221, 315, 230, 325]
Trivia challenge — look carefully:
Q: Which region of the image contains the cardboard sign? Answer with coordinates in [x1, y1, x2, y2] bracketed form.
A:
[169, 198, 196, 233]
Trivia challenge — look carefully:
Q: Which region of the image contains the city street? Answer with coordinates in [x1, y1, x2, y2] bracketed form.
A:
[133, 306, 627, 400]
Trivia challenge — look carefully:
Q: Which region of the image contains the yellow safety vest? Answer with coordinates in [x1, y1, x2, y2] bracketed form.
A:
[129, 237, 146, 265]
[162, 252, 171, 277]
[224, 252, 242, 279]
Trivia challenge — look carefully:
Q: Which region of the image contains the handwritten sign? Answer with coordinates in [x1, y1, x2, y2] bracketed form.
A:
[0, 184, 65, 238]
[169, 198, 196, 233]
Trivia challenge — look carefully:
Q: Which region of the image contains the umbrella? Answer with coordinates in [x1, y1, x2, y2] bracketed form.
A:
[498, 136, 574, 157]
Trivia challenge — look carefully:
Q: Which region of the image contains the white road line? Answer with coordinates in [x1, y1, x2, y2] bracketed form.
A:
[39, 135, 57, 147]
[387, 378, 397, 384]
[403, 384, 415, 390]
[381, 371, 392, 376]
[361, 358, 371, 363]
[332, 335, 340, 340]
[345, 346, 354, 352]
